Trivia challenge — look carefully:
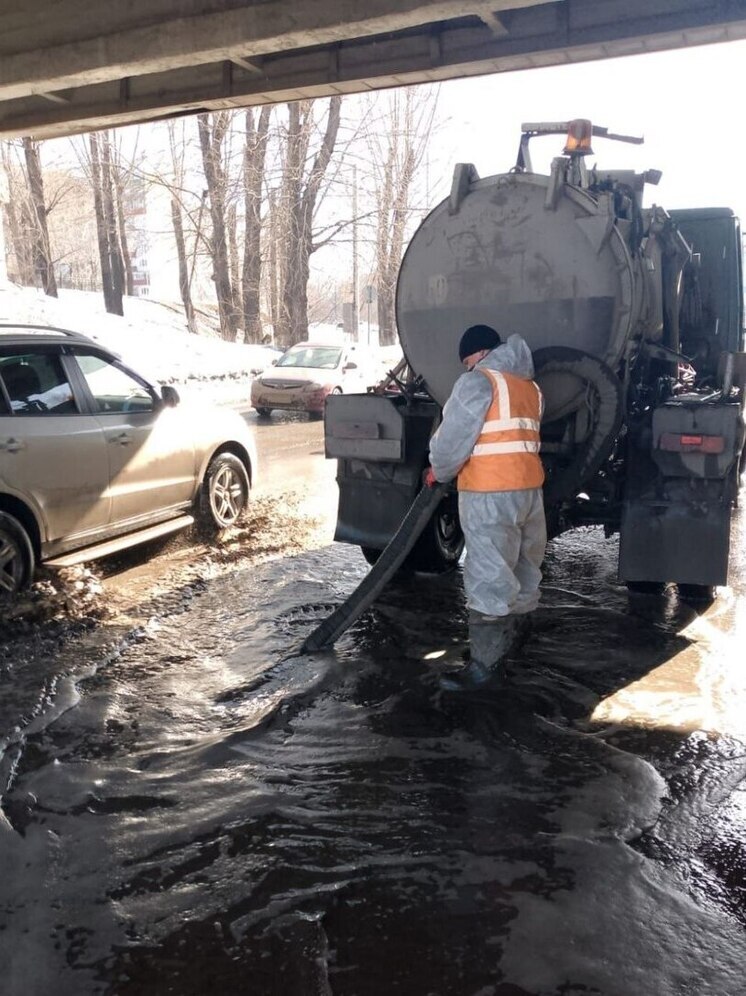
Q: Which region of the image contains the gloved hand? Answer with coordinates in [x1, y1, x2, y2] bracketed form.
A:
[422, 467, 438, 488]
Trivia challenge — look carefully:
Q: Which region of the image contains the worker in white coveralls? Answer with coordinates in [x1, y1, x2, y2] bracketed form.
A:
[425, 324, 547, 691]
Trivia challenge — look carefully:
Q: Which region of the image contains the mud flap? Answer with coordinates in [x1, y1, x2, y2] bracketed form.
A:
[300, 483, 448, 653]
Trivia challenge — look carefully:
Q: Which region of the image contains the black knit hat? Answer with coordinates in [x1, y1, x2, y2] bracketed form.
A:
[458, 324, 502, 362]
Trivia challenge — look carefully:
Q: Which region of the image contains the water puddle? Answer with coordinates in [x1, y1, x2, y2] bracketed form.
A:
[1, 523, 744, 995]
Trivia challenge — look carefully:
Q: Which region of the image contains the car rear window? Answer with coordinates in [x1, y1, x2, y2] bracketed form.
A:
[0, 351, 78, 415]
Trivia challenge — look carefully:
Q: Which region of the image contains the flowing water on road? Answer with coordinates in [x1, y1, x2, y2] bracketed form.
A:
[1, 515, 745, 995]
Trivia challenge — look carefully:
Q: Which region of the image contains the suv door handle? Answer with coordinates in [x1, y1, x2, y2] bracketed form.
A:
[111, 432, 132, 446]
[0, 437, 25, 453]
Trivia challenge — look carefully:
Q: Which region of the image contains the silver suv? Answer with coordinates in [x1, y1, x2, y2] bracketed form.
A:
[0, 325, 258, 598]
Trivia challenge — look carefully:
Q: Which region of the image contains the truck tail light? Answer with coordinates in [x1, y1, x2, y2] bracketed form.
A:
[658, 432, 725, 454]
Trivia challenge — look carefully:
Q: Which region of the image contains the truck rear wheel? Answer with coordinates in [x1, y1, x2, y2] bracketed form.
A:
[404, 494, 463, 573]
[359, 493, 464, 575]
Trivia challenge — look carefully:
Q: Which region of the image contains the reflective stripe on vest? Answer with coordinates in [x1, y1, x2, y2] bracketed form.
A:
[457, 368, 545, 492]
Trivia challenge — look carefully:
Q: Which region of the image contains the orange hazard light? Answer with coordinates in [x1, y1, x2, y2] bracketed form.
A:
[563, 119, 594, 155]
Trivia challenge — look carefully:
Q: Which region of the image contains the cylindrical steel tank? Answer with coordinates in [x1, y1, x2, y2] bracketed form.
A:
[396, 170, 642, 414]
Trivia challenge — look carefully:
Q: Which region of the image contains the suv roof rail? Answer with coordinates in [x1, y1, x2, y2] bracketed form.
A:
[0, 323, 87, 338]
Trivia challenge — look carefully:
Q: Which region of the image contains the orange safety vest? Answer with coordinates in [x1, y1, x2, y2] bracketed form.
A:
[457, 368, 545, 492]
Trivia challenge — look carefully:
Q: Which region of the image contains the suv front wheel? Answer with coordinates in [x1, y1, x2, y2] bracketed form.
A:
[0, 512, 35, 599]
[199, 452, 250, 532]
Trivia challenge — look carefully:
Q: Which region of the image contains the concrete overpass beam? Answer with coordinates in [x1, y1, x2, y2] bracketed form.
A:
[1, 1, 746, 138]
[0, 0, 542, 100]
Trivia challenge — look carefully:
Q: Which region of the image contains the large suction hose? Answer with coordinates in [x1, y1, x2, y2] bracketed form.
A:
[534, 347, 625, 507]
[301, 482, 448, 653]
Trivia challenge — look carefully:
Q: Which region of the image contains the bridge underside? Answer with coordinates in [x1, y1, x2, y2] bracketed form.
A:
[2, 0, 746, 139]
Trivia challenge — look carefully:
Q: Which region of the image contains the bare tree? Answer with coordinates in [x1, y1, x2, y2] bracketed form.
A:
[242, 105, 271, 343]
[100, 134, 125, 310]
[21, 138, 58, 297]
[110, 137, 135, 296]
[197, 111, 239, 340]
[266, 186, 282, 337]
[1, 139, 78, 291]
[368, 87, 438, 345]
[87, 132, 124, 315]
[89, 133, 115, 313]
[1, 142, 34, 285]
[275, 96, 342, 347]
[227, 201, 240, 315]
[166, 120, 197, 332]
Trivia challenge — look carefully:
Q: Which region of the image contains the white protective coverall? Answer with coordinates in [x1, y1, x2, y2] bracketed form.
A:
[428, 334, 547, 618]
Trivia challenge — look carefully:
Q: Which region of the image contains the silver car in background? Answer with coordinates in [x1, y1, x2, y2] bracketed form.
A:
[0, 325, 258, 599]
[250, 342, 375, 419]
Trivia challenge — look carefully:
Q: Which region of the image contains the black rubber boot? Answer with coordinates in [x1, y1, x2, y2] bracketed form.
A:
[439, 658, 493, 692]
[439, 612, 513, 692]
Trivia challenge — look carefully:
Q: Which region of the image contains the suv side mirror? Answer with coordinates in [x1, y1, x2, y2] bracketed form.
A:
[161, 385, 180, 407]
[343, 361, 358, 371]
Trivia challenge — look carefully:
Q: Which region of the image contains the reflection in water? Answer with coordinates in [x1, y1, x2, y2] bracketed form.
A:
[1, 526, 745, 995]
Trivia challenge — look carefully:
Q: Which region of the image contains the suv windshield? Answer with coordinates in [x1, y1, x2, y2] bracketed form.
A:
[276, 346, 342, 370]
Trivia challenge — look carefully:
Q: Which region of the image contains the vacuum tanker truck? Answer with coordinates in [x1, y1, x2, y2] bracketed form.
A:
[324, 120, 746, 598]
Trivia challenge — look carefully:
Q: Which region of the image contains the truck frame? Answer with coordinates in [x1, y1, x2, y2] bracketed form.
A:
[324, 121, 746, 597]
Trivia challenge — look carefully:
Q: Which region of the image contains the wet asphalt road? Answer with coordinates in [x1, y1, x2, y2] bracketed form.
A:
[1, 412, 745, 996]
[241, 408, 330, 498]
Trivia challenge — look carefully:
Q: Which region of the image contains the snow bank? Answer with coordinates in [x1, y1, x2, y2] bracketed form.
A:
[0, 284, 404, 406]
[0, 287, 259, 406]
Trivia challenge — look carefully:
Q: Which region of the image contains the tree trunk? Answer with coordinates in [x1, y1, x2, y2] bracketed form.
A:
[167, 120, 197, 333]
[197, 112, 238, 341]
[113, 166, 134, 296]
[283, 235, 311, 347]
[242, 105, 271, 343]
[267, 188, 281, 339]
[89, 133, 116, 313]
[175, 204, 195, 332]
[374, 135, 396, 346]
[21, 137, 58, 297]
[377, 286, 396, 346]
[276, 102, 305, 347]
[100, 134, 124, 315]
[227, 202, 240, 333]
[370, 88, 437, 346]
[279, 96, 342, 347]
[170, 194, 196, 332]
